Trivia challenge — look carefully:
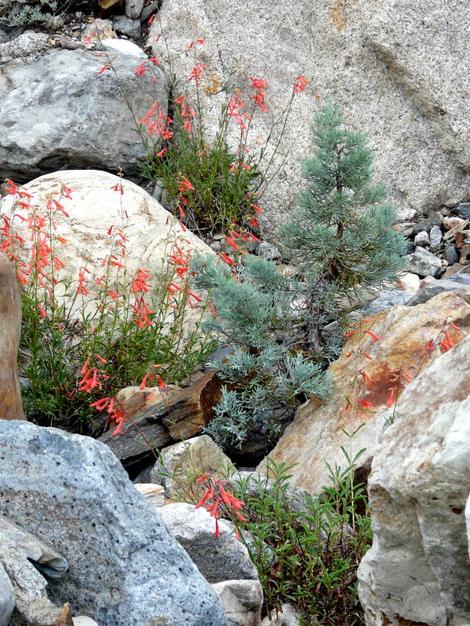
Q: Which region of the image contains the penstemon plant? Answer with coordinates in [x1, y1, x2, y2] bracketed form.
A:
[0, 179, 215, 435]
[126, 35, 310, 236]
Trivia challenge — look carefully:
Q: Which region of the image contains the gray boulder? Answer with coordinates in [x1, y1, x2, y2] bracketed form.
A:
[404, 247, 442, 277]
[358, 336, 470, 625]
[406, 274, 470, 306]
[0, 563, 14, 626]
[160, 503, 258, 584]
[0, 38, 167, 181]
[0, 421, 228, 626]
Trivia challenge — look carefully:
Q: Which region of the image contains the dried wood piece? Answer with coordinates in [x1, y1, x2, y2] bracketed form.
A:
[98, 371, 221, 473]
[0, 253, 25, 420]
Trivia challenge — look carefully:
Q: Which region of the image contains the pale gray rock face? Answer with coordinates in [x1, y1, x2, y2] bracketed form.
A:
[0, 515, 67, 579]
[150, 0, 469, 232]
[161, 503, 258, 584]
[0, 40, 167, 181]
[150, 435, 236, 499]
[404, 247, 442, 277]
[0, 421, 228, 626]
[0, 563, 14, 626]
[358, 336, 470, 626]
[212, 580, 263, 626]
[125, 0, 144, 19]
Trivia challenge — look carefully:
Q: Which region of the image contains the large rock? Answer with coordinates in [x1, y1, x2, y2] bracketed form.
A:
[358, 335, 470, 625]
[150, 0, 469, 231]
[0, 253, 24, 420]
[150, 435, 236, 499]
[160, 503, 258, 584]
[0, 170, 213, 319]
[258, 291, 470, 494]
[0, 36, 167, 181]
[0, 421, 228, 626]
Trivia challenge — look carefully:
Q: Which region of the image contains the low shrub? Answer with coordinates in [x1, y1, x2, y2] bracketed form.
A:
[194, 445, 371, 626]
[137, 38, 310, 235]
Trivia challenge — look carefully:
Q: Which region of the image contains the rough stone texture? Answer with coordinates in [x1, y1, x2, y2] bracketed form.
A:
[150, 0, 469, 232]
[150, 435, 236, 499]
[358, 336, 470, 626]
[0, 170, 213, 322]
[414, 231, 430, 247]
[0, 515, 68, 578]
[258, 291, 470, 494]
[350, 289, 411, 319]
[0, 421, 229, 626]
[257, 242, 281, 261]
[429, 224, 443, 249]
[0, 531, 69, 626]
[73, 619, 99, 626]
[0, 563, 14, 626]
[160, 503, 258, 584]
[0, 31, 50, 64]
[406, 274, 470, 306]
[404, 247, 442, 277]
[467, 495, 470, 560]
[112, 15, 141, 39]
[395, 272, 420, 293]
[0, 39, 167, 181]
[212, 580, 263, 626]
[260, 605, 300, 626]
[0, 253, 25, 420]
[134, 483, 165, 507]
[125, 0, 144, 19]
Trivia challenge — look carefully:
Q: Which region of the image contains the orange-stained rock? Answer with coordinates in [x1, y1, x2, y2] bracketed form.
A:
[257, 291, 470, 494]
[0, 253, 25, 420]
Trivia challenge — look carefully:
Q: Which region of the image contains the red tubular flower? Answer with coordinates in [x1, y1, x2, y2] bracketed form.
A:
[357, 398, 374, 410]
[131, 268, 151, 294]
[293, 75, 309, 93]
[135, 62, 149, 77]
[250, 77, 267, 90]
[98, 63, 111, 75]
[178, 177, 195, 193]
[131, 297, 154, 328]
[251, 89, 267, 112]
[219, 252, 236, 266]
[188, 63, 207, 85]
[439, 330, 454, 353]
[386, 388, 397, 408]
[363, 329, 381, 343]
[76, 268, 89, 296]
[188, 37, 206, 49]
[5, 179, 18, 195]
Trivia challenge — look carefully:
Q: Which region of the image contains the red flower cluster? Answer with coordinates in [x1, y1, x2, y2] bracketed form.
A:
[250, 77, 268, 112]
[196, 477, 246, 539]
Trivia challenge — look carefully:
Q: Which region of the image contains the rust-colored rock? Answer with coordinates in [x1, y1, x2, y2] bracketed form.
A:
[0, 253, 24, 420]
[258, 291, 470, 494]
